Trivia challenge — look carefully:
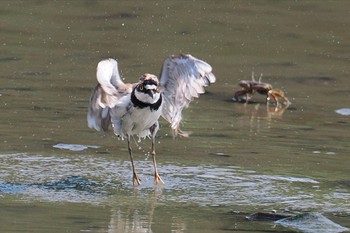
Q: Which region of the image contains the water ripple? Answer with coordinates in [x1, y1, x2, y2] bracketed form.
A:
[1, 153, 349, 214]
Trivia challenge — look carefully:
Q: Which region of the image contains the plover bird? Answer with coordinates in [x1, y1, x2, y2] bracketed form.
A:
[88, 54, 216, 185]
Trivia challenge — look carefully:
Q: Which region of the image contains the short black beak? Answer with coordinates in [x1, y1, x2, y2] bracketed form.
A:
[146, 89, 154, 98]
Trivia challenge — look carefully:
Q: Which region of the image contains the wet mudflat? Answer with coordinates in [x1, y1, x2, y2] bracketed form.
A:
[1, 1, 350, 232]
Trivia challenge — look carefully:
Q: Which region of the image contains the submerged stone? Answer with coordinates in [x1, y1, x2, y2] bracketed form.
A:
[276, 212, 349, 233]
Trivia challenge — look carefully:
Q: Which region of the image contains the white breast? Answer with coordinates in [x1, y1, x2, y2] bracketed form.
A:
[126, 105, 162, 137]
[110, 98, 163, 139]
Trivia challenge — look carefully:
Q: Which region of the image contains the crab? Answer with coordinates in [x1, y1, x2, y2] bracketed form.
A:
[233, 72, 290, 106]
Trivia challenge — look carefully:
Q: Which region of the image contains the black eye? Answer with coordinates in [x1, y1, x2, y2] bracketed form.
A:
[139, 85, 144, 91]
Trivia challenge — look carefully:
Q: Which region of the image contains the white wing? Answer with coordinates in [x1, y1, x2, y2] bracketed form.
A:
[87, 58, 132, 131]
[96, 58, 131, 101]
[159, 54, 216, 136]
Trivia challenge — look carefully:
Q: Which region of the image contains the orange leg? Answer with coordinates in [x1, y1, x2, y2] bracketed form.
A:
[150, 123, 164, 185]
[151, 138, 164, 185]
[127, 137, 141, 186]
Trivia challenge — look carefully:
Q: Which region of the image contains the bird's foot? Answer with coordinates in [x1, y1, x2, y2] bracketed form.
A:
[154, 172, 165, 185]
[133, 172, 141, 186]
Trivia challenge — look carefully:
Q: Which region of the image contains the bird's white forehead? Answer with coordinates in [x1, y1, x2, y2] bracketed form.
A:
[144, 84, 157, 90]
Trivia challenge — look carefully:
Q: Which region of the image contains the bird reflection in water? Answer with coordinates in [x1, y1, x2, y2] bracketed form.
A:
[106, 188, 186, 233]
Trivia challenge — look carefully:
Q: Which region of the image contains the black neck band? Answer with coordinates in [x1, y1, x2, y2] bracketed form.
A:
[131, 88, 162, 111]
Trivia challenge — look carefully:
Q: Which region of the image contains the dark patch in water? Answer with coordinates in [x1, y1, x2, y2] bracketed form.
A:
[337, 121, 348, 124]
[96, 151, 110, 155]
[246, 212, 292, 221]
[256, 61, 296, 67]
[297, 127, 315, 131]
[328, 180, 350, 189]
[32, 105, 53, 111]
[0, 57, 20, 62]
[293, 76, 336, 84]
[0, 177, 101, 194]
[207, 134, 230, 138]
[249, 151, 260, 154]
[286, 106, 297, 111]
[21, 71, 50, 77]
[92, 12, 138, 20]
[34, 176, 99, 193]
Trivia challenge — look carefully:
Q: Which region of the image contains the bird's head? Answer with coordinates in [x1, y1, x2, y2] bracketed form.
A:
[134, 74, 161, 104]
[137, 74, 160, 98]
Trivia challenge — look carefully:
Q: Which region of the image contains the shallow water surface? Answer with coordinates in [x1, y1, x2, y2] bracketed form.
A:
[1, 0, 350, 232]
[1, 152, 349, 232]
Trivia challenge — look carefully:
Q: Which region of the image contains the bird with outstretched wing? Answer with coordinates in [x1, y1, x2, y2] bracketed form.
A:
[88, 54, 216, 185]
